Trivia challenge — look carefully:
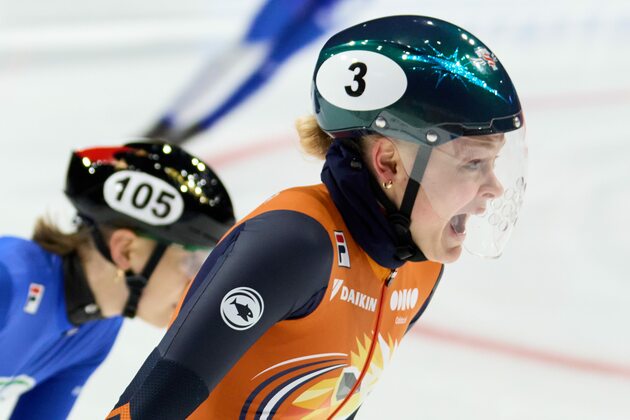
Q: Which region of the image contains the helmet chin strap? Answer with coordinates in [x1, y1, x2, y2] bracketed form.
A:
[371, 143, 433, 262]
[80, 215, 169, 318]
[122, 243, 168, 318]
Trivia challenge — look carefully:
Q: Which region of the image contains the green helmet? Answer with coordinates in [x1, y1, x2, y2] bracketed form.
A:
[313, 15, 523, 145]
[313, 16, 527, 259]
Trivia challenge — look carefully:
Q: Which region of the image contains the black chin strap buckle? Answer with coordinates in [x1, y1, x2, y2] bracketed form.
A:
[122, 242, 168, 318]
[370, 174, 426, 262]
[388, 212, 422, 261]
[122, 273, 148, 318]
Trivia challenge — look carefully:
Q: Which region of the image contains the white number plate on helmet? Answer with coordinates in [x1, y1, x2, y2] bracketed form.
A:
[316, 50, 408, 111]
[103, 170, 184, 225]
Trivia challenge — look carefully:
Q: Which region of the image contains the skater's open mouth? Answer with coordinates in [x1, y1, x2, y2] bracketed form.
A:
[449, 214, 467, 235]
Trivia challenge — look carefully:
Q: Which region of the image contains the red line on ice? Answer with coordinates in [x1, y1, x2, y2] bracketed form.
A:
[412, 324, 630, 380]
[206, 137, 295, 169]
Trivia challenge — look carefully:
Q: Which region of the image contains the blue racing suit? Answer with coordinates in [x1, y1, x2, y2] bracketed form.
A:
[0, 237, 122, 419]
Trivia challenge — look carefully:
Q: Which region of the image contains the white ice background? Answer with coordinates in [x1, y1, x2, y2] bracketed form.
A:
[1, 0, 629, 419]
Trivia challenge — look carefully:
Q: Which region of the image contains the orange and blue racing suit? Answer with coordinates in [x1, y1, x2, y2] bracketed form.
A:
[108, 139, 443, 419]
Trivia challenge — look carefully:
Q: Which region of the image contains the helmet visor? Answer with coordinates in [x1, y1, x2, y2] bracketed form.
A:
[181, 248, 212, 278]
[411, 126, 527, 258]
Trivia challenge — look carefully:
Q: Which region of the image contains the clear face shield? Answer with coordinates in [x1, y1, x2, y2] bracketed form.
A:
[400, 125, 527, 258]
[139, 232, 213, 279]
[180, 248, 212, 278]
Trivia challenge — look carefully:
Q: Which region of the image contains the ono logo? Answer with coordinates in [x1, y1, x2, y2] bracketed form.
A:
[220, 287, 264, 331]
[104, 170, 184, 226]
[389, 288, 419, 312]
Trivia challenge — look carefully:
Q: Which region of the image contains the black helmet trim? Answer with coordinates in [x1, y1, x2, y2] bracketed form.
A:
[65, 142, 235, 248]
[367, 110, 524, 147]
[325, 110, 524, 148]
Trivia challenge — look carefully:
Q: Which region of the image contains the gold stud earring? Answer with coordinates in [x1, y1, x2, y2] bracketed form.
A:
[382, 180, 393, 190]
[114, 269, 124, 284]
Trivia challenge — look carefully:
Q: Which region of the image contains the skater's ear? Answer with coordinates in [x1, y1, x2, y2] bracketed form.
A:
[108, 229, 138, 271]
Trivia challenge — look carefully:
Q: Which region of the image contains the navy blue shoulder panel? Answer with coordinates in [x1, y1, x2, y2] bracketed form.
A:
[405, 264, 444, 335]
[180, 209, 332, 318]
[114, 210, 333, 418]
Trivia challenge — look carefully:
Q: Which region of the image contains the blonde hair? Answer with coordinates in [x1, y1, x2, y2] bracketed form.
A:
[295, 115, 334, 160]
[32, 216, 91, 256]
[296, 115, 392, 165]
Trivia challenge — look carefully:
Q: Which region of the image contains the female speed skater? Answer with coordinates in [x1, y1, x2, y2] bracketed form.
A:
[108, 15, 528, 419]
[0, 141, 234, 419]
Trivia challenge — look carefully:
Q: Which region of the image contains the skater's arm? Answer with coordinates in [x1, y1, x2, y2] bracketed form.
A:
[11, 357, 103, 420]
[0, 263, 12, 332]
[107, 210, 332, 419]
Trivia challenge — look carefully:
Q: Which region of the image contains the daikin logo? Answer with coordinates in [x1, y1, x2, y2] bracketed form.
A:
[330, 279, 377, 312]
[330, 279, 344, 300]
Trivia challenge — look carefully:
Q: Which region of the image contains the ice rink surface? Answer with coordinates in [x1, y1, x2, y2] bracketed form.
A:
[1, 0, 629, 418]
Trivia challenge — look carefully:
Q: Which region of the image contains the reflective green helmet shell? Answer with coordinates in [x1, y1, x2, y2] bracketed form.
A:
[313, 15, 523, 146]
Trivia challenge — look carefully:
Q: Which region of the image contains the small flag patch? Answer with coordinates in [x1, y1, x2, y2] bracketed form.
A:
[334, 231, 350, 268]
[474, 47, 498, 71]
[24, 283, 45, 314]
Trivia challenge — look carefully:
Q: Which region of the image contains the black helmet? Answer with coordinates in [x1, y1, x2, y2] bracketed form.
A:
[65, 142, 235, 248]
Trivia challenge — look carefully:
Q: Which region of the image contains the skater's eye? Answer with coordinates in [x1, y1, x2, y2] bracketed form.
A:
[463, 159, 482, 171]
